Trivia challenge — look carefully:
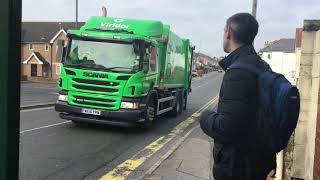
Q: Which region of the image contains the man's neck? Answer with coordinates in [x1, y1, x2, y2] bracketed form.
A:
[228, 43, 243, 54]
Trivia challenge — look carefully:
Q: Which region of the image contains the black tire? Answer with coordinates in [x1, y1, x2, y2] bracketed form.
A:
[170, 91, 183, 117]
[71, 120, 85, 126]
[183, 91, 187, 110]
[139, 95, 157, 128]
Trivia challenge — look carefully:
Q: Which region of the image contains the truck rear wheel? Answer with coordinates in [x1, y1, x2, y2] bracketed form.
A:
[170, 91, 183, 117]
[183, 91, 187, 110]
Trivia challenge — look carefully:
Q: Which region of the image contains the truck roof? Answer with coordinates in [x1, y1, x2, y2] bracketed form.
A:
[81, 16, 165, 38]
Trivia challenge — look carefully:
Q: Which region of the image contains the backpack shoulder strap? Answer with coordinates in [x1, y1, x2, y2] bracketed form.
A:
[228, 63, 262, 75]
[227, 54, 267, 75]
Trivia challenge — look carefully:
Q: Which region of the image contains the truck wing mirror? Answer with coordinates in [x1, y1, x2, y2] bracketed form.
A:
[167, 63, 172, 76]
[143, 59, 149, 73]
[56, 40, 66, 63]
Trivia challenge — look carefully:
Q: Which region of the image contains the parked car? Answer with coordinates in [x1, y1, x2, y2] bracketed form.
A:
[192, 70, 198, 77]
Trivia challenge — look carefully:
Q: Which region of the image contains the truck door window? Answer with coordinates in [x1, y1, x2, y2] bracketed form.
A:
[149, 46, 157, 72]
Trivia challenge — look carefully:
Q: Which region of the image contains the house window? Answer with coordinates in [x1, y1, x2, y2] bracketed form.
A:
[56, 65, 61, 75]
[29, 43, 33, 51]
[45, 43, 49, 51]
[31, 64, 37, 77]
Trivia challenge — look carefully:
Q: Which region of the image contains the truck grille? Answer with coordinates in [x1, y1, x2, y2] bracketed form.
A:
[73, 95, 116, 103]
[69, 92, 120, 110]
[73, 78, 119, 86]
[71, 78, 120, 94]
[73, 84, 118, 93]
[69, 77, 124, 110]
[73, 100, 114, 108]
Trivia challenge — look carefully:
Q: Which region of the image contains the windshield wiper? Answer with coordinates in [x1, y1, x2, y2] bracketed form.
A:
[64, 63, 87, 69]
[64, 63, 133, 72]
[105, 67, 132, 71]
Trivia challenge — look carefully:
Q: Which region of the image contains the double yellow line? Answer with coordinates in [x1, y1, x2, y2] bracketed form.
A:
[100, 95, 219, 180]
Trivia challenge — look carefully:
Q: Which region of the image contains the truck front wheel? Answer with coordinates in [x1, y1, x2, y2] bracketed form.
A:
[140, 95, 157, 128]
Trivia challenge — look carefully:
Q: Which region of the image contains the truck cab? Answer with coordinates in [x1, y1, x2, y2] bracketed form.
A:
[55, 17, 194, 127]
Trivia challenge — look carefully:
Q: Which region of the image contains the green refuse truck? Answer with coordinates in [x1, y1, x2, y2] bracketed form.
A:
[55, 16, 195, 127]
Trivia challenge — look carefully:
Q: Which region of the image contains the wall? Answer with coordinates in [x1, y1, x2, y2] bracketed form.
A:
[262, 52, 297, 84]
[21, 43, 51, 62]
[313, 28, 320, 180]
[315, 91, 320, 180]
[291, 21, 320, 180]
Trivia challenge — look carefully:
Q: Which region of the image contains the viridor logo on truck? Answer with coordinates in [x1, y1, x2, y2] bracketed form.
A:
[83, 72, 108, 78]
[100, 19, 130, 29]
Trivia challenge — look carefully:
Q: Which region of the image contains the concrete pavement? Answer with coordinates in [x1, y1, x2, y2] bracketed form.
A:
[143, 126, 214, 180]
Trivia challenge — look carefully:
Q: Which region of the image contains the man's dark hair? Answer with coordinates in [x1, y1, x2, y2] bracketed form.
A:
[227, 13, 259, 45]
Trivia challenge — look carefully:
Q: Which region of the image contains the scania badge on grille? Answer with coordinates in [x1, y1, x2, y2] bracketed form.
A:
[75, 98, 85, 102]
[83, 72, 108, 78]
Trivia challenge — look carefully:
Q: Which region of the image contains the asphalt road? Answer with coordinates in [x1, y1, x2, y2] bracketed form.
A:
[19, 72, 223, 180]
[20, 82, 58, 106]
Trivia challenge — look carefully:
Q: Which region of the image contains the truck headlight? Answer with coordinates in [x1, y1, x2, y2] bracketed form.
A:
[58, 94, 68, 102]
[121, 102, 139, 109]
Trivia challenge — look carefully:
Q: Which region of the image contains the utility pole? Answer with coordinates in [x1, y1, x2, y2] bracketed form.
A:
[76, 0, 78, 28]
[252, 0, 257, 18]
[102, 6, 107, 17]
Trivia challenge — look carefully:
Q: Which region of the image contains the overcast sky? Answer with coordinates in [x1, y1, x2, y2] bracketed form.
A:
[23, 0, 320, 57]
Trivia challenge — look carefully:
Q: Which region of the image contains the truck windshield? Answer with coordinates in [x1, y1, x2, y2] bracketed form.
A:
[65, 39, 141, 73]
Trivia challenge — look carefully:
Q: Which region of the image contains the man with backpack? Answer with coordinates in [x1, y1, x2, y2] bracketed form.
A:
[200, 13, 300, 180]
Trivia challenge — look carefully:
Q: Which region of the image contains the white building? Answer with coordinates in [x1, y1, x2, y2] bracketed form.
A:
[260, 39, 297, 84]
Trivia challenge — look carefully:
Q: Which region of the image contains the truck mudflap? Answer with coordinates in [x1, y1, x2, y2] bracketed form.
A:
[55, 101, 143, 123]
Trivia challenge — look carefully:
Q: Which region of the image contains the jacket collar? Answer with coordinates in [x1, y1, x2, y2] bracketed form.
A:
[219, 45, 257, 71]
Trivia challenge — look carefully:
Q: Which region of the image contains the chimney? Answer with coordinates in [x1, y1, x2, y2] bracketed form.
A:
[295, 28, 303, 48]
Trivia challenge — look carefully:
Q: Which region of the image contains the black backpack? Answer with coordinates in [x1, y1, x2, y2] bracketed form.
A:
[229, 55, 300, 153]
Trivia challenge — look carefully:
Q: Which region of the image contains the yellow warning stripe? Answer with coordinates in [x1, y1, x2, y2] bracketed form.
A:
[100, 96, 218, 180]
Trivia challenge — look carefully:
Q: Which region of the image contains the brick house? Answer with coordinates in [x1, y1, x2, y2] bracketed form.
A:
[21, 22, 84, 81]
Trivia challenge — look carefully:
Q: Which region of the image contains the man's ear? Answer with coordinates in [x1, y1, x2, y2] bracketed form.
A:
[225, 26, 232, 40]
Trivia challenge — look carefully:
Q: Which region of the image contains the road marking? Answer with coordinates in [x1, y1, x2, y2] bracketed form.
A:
[141, 124, 200, 179]
[194, 82, 210, 89]
[20, 106, 54, 113]
[20, 121, 71, 134]
[99, 96, 219, 180]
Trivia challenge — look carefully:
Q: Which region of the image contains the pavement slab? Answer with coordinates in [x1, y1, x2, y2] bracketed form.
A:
[145, 127, 213, 180]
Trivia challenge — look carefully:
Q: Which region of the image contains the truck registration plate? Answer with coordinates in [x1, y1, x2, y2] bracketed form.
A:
[81, 108, 101, 116]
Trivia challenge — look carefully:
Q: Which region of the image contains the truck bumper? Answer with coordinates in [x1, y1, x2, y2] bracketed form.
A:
[55, 101, 143, 124]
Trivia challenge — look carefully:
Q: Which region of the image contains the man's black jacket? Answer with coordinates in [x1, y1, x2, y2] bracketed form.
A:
[200, 45, 275, 180]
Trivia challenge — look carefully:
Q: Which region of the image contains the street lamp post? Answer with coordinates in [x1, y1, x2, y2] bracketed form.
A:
[76, 0, 78, 28]
[252, 0, 257, 18]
